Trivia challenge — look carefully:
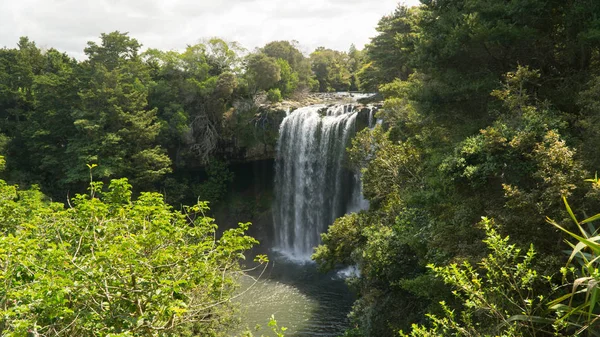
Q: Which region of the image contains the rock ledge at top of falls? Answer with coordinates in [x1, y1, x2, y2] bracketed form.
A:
[259, 91, 383, 111]
[223, 92, 382, 163]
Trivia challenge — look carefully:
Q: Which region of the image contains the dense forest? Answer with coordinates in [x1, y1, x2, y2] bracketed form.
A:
[315, 1, 600, 336]
[3, 0, 600, 336]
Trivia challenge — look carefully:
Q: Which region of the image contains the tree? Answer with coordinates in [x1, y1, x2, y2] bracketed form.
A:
[261, 41, 304, 71]
[347, 44, 365, 91]
[245, 53, 281, 94]
[204, 38, 245, 76]
[361, 6, 417, 88]
[309, 48, 351, 92]
[314, 0, 600, 331]
[261, 40, 314, 92]
[84, 32, 141, 71]
[20, 49, 80, 193]
[145, 40, 246, 170]
[402, 218, 558, 337]
[0, 38, 44, 179]
[274, 59, 298, 97]
[67, 32, 171, 188]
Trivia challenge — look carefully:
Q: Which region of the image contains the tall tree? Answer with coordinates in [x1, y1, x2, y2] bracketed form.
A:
[0, 38, 45, 183]
[359, 6, 418, 91]
[316, 1, 600, 336]
[67, 32, 171, 188]
[20, 49, 80, 193]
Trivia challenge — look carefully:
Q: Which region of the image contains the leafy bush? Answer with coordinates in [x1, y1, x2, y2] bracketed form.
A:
[402, 218, 557, 337]
[266, 88, 282, 103]
[0, 177, 261, 336]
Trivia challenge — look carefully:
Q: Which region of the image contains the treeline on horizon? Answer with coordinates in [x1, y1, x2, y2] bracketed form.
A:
[0, 33, 369, 205]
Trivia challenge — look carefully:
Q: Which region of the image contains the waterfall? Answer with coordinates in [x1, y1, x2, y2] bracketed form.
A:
[273, 104, 367, 261]
[348, 106, 373, 214]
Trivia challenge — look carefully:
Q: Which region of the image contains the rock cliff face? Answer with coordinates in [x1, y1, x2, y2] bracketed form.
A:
[213, 159, 275, 242]
[216, 105, 286, 163]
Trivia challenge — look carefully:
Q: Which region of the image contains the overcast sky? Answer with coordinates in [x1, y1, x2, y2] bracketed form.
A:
[0, 0, 420, 59]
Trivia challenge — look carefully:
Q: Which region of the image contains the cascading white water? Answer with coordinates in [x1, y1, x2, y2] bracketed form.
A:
[273, 104, 367, 261]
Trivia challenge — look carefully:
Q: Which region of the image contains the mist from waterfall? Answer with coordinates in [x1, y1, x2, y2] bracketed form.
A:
[273, 104, 368, 261]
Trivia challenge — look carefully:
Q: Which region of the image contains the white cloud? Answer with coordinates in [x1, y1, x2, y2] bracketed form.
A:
[0, 0, 421, 58]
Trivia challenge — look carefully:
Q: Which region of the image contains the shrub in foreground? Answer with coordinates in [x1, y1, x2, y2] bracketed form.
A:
[0, 177, 261, 336]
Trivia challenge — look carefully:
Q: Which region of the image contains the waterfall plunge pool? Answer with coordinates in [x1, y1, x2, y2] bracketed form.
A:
[234, 251, 356, 337]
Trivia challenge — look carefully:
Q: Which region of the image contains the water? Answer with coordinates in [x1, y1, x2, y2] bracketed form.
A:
[234, 103, 371, 337]
[346, 172, 369, 214]
[234, 253, 355, 337]
[273, 104, 363, 261]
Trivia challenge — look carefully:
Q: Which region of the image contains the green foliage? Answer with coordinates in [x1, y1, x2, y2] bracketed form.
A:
[261, 41, 312, 93]
[204, 38, 245, 75]
[239, 315, 287, 337]
[67, 32, 172, 188]
[439, 66, 584, 252]
[273, 59, 298, 97]
[265, 316, 287, 337]
[5, 6, 600, 336]
[359, 5, 418, 90]
[0, 32, 362, 199]
[309, 48, 352, 92]
[547, 194, 600, 335]
[244, 43, 316, 98]
[0, 177, 261, 336]
[314, 212, 364, 271]
[261, 41, 303, 72]
[145, 40, 241, 165]
[316, 1, 600, 335]
[266, 88, 282, 103]
[245, 53, 281, 94]
[575, 74, 600, 171]
[194, 160, 234, 206]
[221, 105, 285, 156]
[402, 218, 557, 337]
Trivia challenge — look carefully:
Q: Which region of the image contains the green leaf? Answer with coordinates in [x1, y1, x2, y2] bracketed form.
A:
[581, 213, 600, 225]
[549, 220, 600, 255]
[562, 197, 588, 238]
[506, 314, 556, 325]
